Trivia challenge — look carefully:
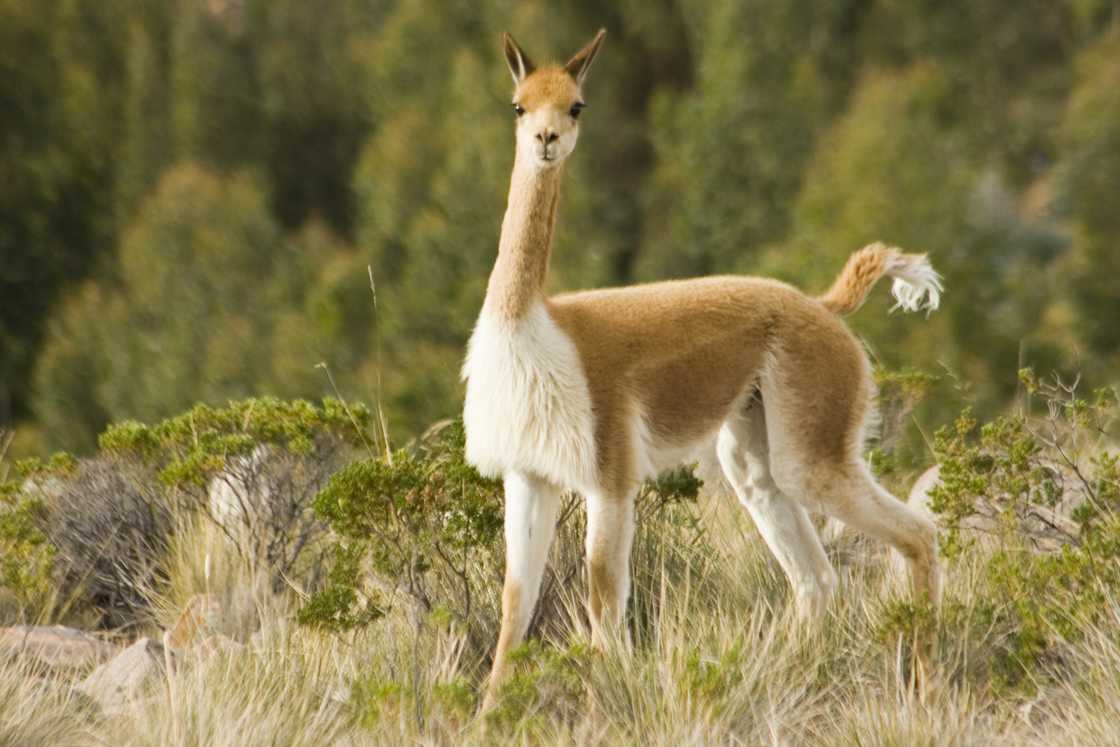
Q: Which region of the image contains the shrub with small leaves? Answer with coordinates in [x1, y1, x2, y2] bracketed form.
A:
[301, 420, 503, 632]
[874, 367, 939, 445]
[349, 679, 407, 730]
[348, 674, 477, 733]
[3, 398, 369, 627]
[302, 419, 711, 657]
[868, 366, 941, 482]
[682, 642, 746, 705]
[887, 369, 1120, 691]
[0, 458, 59, 615]
[100, 397, 370, 588]
[484, 641, 593, 735]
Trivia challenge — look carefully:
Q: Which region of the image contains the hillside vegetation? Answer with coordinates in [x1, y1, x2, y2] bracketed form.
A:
[1, 373, 1118, 743]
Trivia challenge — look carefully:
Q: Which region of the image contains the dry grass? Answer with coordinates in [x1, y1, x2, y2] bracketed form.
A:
[3, 490, 1120, 745]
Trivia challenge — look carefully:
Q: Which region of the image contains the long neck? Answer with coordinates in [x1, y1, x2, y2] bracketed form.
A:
[484, 154, 564, 322]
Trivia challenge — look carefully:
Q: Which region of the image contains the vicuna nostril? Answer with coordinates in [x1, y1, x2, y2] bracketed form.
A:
[547, 133, 558, 144]
[537, 131, 558, 145]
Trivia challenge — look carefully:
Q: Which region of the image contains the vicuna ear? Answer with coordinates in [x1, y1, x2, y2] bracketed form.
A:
[564, 28, 607, 86]
[502, 32, 535, 85]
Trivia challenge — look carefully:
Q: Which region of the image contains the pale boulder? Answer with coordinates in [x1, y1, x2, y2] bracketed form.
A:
[76, 637, 165, 713]
[0, 625, 117, 670]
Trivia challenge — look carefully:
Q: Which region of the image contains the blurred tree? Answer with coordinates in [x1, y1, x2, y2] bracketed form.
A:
[32, 165, 320, 451]
[251, 0, 378, 235]
[0, 0, 126, 426]
[1055, 37, 1120, 372]
[116, 5, 174, 221]
[860, 0, 1077, 187]
[637, 0, 865, 281]
[170, 3, 263, 170]
[386, 48, 510, 433]
[30, 283, 121, 454]
[350, 0, 478, 290]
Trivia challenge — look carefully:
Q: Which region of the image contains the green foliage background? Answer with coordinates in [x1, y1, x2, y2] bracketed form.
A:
[2, 0, 1118, 453]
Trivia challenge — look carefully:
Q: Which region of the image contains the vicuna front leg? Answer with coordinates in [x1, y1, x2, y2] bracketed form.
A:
[483, 471, 562, 710]
[716, 402, 838, 621]
[585, 491, 635, 649]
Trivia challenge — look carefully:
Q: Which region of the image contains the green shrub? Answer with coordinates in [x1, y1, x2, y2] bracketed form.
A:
[682, 642, 746, 705]
[99, 397, 371, 587]
[0, 459, 58, 617]
[302, 420, 709, 656]
[300, 420, 502, 633]
[867, 366, 941, 482]
[2, 397, 370, 628]
[483, 641, 593, 735]
[887, 369, 1119, 691]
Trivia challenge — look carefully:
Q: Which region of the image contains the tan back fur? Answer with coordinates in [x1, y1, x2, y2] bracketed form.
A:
[549, 277, 870, 497]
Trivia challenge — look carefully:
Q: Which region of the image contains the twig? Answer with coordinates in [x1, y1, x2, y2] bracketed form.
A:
[432, 540, 472, 620]
[315, 361, 378, 461]
[368, 265, 393, 462]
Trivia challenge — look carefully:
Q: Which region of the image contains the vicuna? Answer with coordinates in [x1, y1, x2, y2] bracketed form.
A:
[462, 29, 943, 709]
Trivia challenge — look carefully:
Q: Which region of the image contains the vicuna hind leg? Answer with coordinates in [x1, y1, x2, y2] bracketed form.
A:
[585, 491, 636, 649]
[716, 398, 838, 621]
[758, 352, 940, 606]
[835, 470, 940, 605]
[825, 466, 941, 686]
[766, 433, 939, 605]
[762, 374, 940, 679]
[483, 471, 563, 711]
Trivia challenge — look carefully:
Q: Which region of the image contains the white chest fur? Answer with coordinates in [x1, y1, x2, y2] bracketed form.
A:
[461, 302, 598, 492]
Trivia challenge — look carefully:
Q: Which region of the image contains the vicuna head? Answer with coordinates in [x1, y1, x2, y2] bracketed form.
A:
[503, 29, 606, 169]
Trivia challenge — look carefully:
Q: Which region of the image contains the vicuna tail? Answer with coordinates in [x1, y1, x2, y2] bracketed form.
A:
[818, 242, 942, 316]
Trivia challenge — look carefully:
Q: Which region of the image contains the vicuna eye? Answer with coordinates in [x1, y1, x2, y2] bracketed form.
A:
[512, 103, 525, 117]
[570, 102, 585, 119]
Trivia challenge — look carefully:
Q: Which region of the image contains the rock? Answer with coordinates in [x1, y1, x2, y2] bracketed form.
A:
[76, 637, 165, 713]
[0, 625, 118, 670]
[163, 593, 221, 652]
[207, 445, 270, 526]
